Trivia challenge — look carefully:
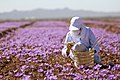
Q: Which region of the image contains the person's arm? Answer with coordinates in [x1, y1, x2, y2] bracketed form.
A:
[62, 32, 72, 57]
[89, 28, 100, 53]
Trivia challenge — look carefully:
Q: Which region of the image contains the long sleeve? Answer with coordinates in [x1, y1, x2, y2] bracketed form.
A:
[62, 32, 72, 57]
[64, 32, 72, 43]
[89, 29, 100, 53]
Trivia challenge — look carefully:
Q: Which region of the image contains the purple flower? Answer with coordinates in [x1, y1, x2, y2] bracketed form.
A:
[49, 75, 57, 80]
[21, 75, 30, 80]
[0, 75, 3, 79]
[37, 69, 44, 73]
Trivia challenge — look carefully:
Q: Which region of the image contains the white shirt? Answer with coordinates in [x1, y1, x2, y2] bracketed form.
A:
[62, 26, 100, 57]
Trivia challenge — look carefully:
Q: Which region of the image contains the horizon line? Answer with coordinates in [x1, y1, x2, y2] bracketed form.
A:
[0, 7, 120, 13]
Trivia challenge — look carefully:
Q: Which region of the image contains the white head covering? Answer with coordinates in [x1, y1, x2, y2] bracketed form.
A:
[69, 17, 86, 43]
[69, 17, 85, 30]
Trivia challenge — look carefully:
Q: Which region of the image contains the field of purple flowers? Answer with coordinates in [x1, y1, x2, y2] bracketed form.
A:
[0, 19, 120, 80]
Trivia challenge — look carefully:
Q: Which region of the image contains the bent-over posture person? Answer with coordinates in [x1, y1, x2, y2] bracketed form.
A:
[62, 17, 101, 67]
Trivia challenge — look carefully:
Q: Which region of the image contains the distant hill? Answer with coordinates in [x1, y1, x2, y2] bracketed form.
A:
[0, 8, 120, 20]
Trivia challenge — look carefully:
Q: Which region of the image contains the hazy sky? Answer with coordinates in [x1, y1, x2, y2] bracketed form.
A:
[0, 0, 120, 13]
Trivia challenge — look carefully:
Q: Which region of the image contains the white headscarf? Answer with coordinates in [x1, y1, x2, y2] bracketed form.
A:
[69, 17, 86, 43]
[69, 17, 85, 30]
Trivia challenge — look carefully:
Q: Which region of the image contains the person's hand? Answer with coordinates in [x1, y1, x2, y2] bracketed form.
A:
[67, 42, 74, 46]
[64, 42, 74, 56]
[67, 42, 74, 49]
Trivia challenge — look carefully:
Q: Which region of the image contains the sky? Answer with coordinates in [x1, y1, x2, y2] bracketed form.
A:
[0, 0, 120, 13]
